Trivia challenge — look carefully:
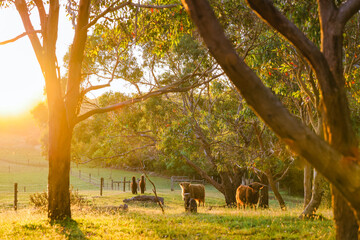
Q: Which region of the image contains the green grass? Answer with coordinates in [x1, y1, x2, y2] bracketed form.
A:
[0, 134, 335, 239]
[0, 198, 335, 239]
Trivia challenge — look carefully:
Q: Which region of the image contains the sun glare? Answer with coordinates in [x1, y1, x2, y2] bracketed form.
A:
[0, 8, 45, 117]
[0, 36, 44, 117]
[0, 7, 74, 118]
[0, 81, 43, 117]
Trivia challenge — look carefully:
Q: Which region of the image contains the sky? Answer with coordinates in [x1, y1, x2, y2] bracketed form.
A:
[0, 4, 141, 120]
[0, 5, 74, 117]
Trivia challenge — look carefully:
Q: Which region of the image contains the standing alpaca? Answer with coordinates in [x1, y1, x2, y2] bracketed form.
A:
[131, 176, 138, 194]
[139, 175, 146, 194]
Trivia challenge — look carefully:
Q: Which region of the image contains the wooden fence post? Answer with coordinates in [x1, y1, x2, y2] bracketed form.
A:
[79, 170, 81, 178]
[89, 173, 91, 183]
[123, 177, 126, 192]
[14, 183, 18, 211]
[171, 177, 174, 191]
[100, 177, 104, 196]
[111, 180, 113, 190]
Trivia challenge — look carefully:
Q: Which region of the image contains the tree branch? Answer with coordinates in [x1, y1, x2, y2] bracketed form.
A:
[85, 1, 129, 29]
[181, 154, 224, 193]
[14, 0, 44, 70]
[76, 82, 187, 124]
[85, 2, 180, 30]
[338, 0, 360, 26]
[81, 82, 112, 96]
[76, 68, 222, 124]
[245, 0, 338, 102]
[181, 0, 360, 211]
[33, 0, 46, 31]
[130, 3, 179, 9]
[66, 0, 91, 124]
[142, 170, 165, 214]
[0, 30, 42, 45]
[81, 143, 155, 163]
[80, 34, 129, 98]
[274, 159, 294, 182]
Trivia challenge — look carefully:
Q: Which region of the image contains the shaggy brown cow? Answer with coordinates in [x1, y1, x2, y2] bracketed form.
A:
[131, 176, 138, 194]
[184, 193, 197, 213]
[179, 182, 205, 207]
[139, 175, 146, 194]
[236, 182, 264, 210]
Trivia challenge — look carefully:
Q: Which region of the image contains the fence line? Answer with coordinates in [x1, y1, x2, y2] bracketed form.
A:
[70, 168, 131, 192]
[0, 167, 142, 210]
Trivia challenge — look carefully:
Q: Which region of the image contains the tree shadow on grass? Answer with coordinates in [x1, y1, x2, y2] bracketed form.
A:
[51, 218, 87, 240]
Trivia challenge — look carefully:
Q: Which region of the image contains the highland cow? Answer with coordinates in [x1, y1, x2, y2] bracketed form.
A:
[139, 175, 146, 194]
[184, 193, 197, 213]
[236, 182, 264, 210]
[131, 176, 138, 194]
[179, 182, 205, 207]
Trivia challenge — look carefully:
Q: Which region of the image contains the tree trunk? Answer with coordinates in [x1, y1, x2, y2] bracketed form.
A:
[300, 169, 324, 218]
[47, 107, 73, 220]
[220, 173, 237, 206]
[47, 0, 90, 221]
[303, 162, 312, 208]
[266, 171, 286, 210]
[183, 155, 238, 205]
[258, 172, 269, 209]
[333, 187, 359, 240]
[318, 3, 360, 238]
[182, 3, 360, 238]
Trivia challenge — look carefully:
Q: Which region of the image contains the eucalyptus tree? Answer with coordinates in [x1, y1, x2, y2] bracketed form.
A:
[182, 0, 360, 238]
[0, 0, 192, 220]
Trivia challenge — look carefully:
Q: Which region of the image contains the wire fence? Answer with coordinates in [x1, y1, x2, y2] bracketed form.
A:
[70, 168, 131, 191]
[0, 166, 139, 211]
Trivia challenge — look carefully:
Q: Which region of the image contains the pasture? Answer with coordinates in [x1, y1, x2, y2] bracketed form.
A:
[0, 134, 335, 239]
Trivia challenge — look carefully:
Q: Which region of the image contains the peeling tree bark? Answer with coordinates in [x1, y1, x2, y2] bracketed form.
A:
[303, 163, 312, 208]
[258, 172, 269, 209]
[300, 169, 324, 219]
[266, 170, 286, 210]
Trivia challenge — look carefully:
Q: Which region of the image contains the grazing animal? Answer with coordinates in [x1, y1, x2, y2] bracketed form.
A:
[139, 175, 146, 194]
[131, 176, 138, 194]
[236, 182, 264, 210]
[179, 182, 205, 207]
[184, 193, 197, 213]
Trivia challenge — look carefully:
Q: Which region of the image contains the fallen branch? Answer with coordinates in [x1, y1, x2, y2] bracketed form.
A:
[143, 171, 165, 214]
[92, 204, 128, 213]
[123, 195, 164, 205]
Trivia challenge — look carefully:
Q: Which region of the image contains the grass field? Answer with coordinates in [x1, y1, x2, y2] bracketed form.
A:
[0, 133, 335, 239]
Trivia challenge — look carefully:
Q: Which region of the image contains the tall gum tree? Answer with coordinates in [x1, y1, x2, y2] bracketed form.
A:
[181, 0, 360, 239]
[1, 0, 187, 220]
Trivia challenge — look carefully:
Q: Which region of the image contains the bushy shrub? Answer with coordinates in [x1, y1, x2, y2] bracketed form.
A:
[29, 192, 48, 209]
[29, 187, 87, 209]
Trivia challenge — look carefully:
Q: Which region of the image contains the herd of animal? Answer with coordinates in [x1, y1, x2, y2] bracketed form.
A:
[180, 181, 264, 213]
[130, 175, 146, 195]
[130, 175, 264, 213]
